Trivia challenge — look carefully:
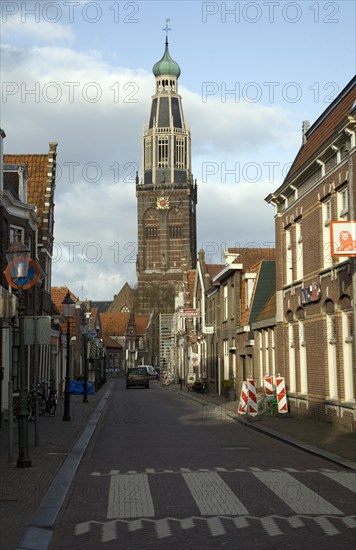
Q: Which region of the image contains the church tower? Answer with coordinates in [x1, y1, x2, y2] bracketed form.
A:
[136, 32, 197, 315]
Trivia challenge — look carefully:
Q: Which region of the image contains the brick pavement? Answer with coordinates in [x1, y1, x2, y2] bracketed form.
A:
[1, 380, 355, 549]
[0, 388, 106, 550]
[170, 384, 356, 469]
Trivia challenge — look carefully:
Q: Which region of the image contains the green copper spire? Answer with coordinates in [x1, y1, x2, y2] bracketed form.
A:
[152, 38, 181, 78]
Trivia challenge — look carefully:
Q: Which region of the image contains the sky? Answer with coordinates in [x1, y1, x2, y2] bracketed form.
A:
[1, 0, 355, 300]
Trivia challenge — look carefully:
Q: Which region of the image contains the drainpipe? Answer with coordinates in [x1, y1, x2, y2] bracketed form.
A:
[346, 128, 356, 377]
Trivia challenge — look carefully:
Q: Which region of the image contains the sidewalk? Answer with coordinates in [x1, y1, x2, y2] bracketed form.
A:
[170, 385, 356, 470]
[0, 387, 109, 550]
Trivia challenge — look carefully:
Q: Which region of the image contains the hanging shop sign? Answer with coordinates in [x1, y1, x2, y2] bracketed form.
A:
[330, 220, 356, 257]
[180, 308, 200, 318]
[301, 281, 321, 304]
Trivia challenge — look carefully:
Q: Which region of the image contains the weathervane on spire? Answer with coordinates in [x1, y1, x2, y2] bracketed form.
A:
[163, 18, 171, 44]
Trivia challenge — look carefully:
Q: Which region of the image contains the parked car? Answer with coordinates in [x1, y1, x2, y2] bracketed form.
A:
[144, 365, 158, 380]
[126, 367, 150, 389]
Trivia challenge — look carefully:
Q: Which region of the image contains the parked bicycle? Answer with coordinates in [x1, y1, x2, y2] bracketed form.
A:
[38, 381, 57, 417]
[13, 391, 33, 422]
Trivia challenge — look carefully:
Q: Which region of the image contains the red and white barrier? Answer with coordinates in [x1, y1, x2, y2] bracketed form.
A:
[162, 370, 169, 386]
[237, 381, 249, 415]
[247, 378, 258, 416]
[276, 376, 288, 414]
[263, 375, 274, 395]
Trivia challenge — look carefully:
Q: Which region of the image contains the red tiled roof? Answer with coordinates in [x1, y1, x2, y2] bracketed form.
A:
[256, 291, 276, 322]
[101, 313, 130, 337]
[51, 286, 78, 336]
[285, 77, 356, 184]
[206, 264, 225, 279]
[135, 315, 150, 335]
[4, 153, 50, 218]
[227, 248, 276, 270]
[102, 334, 122, 349]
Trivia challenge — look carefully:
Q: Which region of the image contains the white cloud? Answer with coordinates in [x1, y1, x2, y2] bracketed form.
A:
[2, 43, 295, 299]
[2, 15, 75, 44]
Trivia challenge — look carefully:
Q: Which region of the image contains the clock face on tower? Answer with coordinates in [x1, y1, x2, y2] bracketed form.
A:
[157, 196, 169, 209]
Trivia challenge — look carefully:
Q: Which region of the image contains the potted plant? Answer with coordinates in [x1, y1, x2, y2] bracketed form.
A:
[222, 379, 236, 401]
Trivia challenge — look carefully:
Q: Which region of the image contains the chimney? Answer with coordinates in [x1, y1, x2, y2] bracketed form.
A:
[198, 248, 205, 264]
[302, 120, 310, 145]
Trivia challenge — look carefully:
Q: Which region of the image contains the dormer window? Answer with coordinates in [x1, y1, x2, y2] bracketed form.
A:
[245, 277, 254, 309]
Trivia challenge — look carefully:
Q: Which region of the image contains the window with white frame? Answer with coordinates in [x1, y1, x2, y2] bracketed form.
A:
[245, 277, 254, 309]
[264, 329, 269, 374]
[341, 308, 353, 402]
[270, 328, 275, 377]
[285, 227, 293, 285]
[144, 137, 152, 169]
[223, 339, 229, 379]
[288, 322, 296, 393]
[337, 186, 349, 219]
[326, 313, 338, 399]
[298, 320, 308, 394]
[322, 198, 333, 269]
[175, 137, 185, 169]
[223, 284, 228, 319]
[158, 136, 169, 168]
[231, 337, 236, 379]
[258, 332, 263, 381]
[10, 225, 24, 243]
[295, 220, 303, 281]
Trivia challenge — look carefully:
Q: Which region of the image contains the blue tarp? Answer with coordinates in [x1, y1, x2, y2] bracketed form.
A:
[69, 380, 95, 395]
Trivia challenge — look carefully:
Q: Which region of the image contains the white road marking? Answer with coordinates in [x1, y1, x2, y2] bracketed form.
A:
[260, 516, 283, 536]
[314, 516, 340, 535]
[107, 473, 155, 518]
[74, 514, 356, 541]
[322, 471, 356, 493]
[253, 471, 342, 515]
[182, 471, 248, 515]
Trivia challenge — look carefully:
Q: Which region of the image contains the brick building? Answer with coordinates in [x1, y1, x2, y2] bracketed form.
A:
[0, 136, 58, 419]
[136, 37, 197, 317]
[266, 76, 356, 430]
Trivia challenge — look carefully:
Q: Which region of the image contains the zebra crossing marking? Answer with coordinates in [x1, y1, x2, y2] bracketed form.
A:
[102, 468, 350, 520]
[322, 471, 356, 493]
[252, 471, 342, 515]
[107, 473, 154, 519]
[75, 514, 356, 540]
[260, 516, 283, 536]
[182, 471, 249, 515]
[314, 516, 341, 536]
[90, 466, 340, 475]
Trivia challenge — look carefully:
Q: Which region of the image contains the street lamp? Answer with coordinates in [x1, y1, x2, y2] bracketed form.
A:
[6, 231, 31, 468]
[62, 290, 75, 421]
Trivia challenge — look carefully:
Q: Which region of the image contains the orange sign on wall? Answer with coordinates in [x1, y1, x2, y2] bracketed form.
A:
[330, 221, 356, 257]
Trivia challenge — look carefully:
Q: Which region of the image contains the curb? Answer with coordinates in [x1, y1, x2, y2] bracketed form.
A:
[172, 387, 356, 471]
[237, 415, 356, 471]
[16, 383, 113, 550]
